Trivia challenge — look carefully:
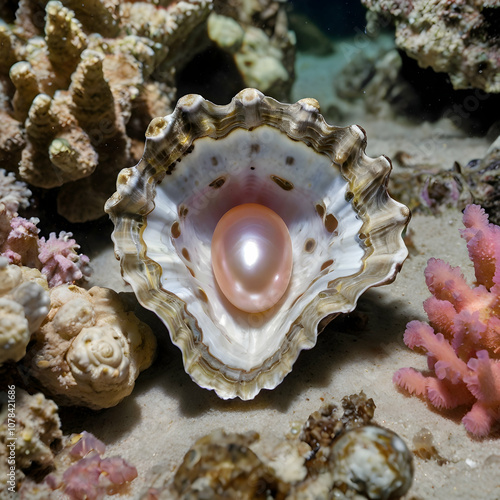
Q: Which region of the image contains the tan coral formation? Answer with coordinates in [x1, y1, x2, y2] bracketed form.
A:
[0, 258, 49, 364]
[0, 389, 62, 496]
[209, 0, 295, 100]
[0, 0, 213, 222]
[26, 284, 156, 409]
[362, 0, 500, 93]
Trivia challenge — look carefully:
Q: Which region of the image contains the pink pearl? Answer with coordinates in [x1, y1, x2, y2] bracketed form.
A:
[211, 203, 293, 313]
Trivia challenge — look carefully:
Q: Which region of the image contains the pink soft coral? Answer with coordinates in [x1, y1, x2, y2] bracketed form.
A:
[45, 431, 138, 500]
[394, 204, 500, 436]
[38, 231, 91, 287]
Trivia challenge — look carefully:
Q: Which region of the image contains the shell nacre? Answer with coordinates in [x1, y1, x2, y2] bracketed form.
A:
[105, 88, 410, 400]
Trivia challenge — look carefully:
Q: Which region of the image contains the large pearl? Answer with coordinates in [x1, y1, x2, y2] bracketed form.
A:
[211, 203, 293, 313]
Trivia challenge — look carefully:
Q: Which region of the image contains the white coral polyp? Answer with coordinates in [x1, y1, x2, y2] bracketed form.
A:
[67, 326, 130, 386]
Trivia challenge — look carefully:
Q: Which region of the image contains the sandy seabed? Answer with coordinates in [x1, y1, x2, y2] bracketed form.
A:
[62, 50, 499, 499]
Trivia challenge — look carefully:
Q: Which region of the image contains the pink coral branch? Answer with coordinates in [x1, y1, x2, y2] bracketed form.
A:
[394, 204, 500, 436]
[403, 321, 469, 383]
[461, 204, 500, 289]
[424, 258, 476, 311]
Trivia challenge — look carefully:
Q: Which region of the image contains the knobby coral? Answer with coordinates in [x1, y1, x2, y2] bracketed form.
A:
[26, 284, 156, 409]
[0, 258, 49, 364]
[394, 204, 500, 436]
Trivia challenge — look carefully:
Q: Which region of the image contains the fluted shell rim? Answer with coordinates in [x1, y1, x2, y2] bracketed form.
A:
[105, 88, 410, 400]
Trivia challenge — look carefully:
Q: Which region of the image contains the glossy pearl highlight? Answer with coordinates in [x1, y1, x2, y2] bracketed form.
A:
[211, 203, 293, 313]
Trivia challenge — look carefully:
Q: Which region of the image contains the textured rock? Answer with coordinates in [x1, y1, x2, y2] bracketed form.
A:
[362, 0, 500, 93]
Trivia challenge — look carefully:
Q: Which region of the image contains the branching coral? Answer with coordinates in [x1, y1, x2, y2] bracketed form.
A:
[0, 0, 213, 222]
[26, 284, 156, 409]
[394, 204, 500, 436]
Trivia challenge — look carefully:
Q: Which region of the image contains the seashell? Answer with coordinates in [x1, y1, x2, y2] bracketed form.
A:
[105, 88, 410, 400]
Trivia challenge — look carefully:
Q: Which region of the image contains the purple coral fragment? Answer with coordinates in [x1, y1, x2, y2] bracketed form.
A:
[46, 432, 138, 500]
[38, 231, 91, 287]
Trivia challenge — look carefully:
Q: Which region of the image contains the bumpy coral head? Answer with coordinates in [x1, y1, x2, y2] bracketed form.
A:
[105, 88, 410, 399]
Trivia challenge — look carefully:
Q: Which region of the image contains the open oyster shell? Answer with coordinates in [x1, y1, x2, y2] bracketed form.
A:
[105, 88, 410, 400]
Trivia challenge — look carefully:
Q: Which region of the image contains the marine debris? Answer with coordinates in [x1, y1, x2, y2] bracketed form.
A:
[105, 88, 410, 400]
[25, 284, 156, 409]
[390, 134, 500, 225]
[143, 392, 414, 499]
[361, 0, 500, 93]
[394, 204, 500, 436]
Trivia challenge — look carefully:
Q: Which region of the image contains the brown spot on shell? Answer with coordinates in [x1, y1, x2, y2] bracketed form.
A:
[198, 288, 208, 303]
[286, 156, 295, 165]
[171, 221, 181, 238]
[321, 259, 334, 271]
[211, 156, 218, 166]
[250, 143, 260, 154]
[187, 266, 195, 277]
[325, 214, 338, 233]
[271, 175, 294, 191]
[304, 238, 316, 253]
[179, 205, 189, 218]
[209, 177, 226, 189]
[315, 204, 325, 218]
[182, 248, 190, 261]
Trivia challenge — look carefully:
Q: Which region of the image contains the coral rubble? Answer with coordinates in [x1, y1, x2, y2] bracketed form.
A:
[394, 204, 500, 436]
[0, 389, 62, 495]
[390, 135, 500, 224]
[25, 284, 156, 409]
[362, 0, 500, 93]
[142, 392, 414, 499]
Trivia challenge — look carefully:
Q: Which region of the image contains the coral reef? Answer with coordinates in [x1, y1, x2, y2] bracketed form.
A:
[0, 258, 49, 364]
[394, 204, 500, 436]
[25, 284, 156, 409]
[142, 392, 414, 499]
[0, 389, 62, 495]
[209, 0, 295, 100]
[362, 0, 500, 93]
[0, 0, 212, 222]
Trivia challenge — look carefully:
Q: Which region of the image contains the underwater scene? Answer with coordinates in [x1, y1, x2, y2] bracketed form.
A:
[1, 0, 499, 498]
